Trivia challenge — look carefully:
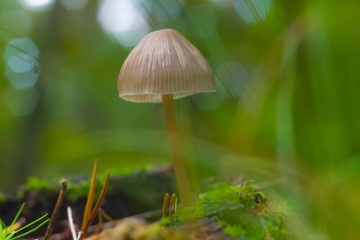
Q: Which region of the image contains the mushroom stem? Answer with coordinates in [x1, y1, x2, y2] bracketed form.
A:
[162, 94, 193, 206]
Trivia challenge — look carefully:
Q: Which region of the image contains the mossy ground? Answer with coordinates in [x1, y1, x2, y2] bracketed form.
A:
[161, 182, 290, 240]
[3, 168, 289, 239]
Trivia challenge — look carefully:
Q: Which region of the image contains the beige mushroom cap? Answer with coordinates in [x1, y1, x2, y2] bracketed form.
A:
[118, 29, 216, 103]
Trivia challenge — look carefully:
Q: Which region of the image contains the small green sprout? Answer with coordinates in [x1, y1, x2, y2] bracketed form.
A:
[0, 203, 49, 240]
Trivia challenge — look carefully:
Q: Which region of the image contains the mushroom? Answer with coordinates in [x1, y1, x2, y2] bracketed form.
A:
[118, 29, 216, 206]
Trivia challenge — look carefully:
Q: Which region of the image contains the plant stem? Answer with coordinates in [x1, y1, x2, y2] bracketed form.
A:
[162, 94, 193, 206]
[67, 207, 77, 240]
[44, 180, 67, 240]
[82, 159, 98, 232]
[162, 193, 169, 218]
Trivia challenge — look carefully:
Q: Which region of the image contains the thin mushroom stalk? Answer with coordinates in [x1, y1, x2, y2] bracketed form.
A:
[162, 94, 193, 206]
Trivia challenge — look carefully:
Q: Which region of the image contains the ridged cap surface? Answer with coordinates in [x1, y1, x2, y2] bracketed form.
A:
[118, 29, 216, 103]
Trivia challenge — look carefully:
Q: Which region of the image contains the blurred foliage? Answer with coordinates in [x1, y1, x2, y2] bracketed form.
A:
[0, 0, 359, 239]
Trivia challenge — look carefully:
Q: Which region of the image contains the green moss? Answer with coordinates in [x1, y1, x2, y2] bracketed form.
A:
[162, 182, 289, 239]
[66, 179, 104, 202]
[218, 220, 245, 237]
[178, 203, 207, 222]
[265, 214, 290, 240]
[26, 177, 56, 191]
[23, 177, 96, 201]
[66, 180, 91, 201]
[99, 165, 151, 179]
[224, 224, 245, 237]
[0, 192, 6, 204]
[22, 168, 142, 202]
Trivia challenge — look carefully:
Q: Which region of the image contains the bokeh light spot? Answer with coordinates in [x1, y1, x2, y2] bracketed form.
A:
[3, 86, 39, 117]
[235, 0, 272, 24]
[8, 54, 34, 73]
[5, 65, 39, 89]
[97, 0, 150, 47]
[3, 38, 40, 89]
[3, 38, 39, 61]
[18, 0, 55, 11]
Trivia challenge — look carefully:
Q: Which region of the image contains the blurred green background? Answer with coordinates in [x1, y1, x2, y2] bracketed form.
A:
[0, 0, 359, 239]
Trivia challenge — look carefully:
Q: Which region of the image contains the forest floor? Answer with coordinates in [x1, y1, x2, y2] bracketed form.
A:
[0, 166, 289, 240]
